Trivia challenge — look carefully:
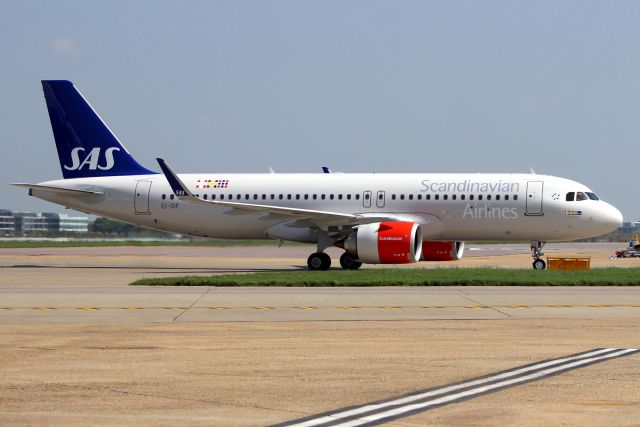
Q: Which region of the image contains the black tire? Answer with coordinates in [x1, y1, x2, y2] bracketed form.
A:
[308, 252, 331, 271]
[340, 252, 362, 270]
[532, 259, 546, 270]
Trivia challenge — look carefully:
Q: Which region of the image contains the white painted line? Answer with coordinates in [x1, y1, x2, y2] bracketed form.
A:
[285, 348, 616, 427]
[335, 348, 639, 427]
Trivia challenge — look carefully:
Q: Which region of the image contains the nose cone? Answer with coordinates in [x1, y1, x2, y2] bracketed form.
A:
[599, 202, 623, 233]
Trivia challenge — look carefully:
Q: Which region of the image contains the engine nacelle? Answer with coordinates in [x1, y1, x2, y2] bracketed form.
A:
[420, 241, 465, 261]
[343, 222, 423, 264]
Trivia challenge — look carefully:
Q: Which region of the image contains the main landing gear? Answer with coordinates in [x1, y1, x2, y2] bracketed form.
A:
[339, 252, 362, 270]
[307, 252, 363, 271]
[307, 252, 331, 271]
[531, 240, 546, 270]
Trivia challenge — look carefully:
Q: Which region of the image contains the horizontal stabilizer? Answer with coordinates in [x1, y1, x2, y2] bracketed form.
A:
[11, 183, 104, 196]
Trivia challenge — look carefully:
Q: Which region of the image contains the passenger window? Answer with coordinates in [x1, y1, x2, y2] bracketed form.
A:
[487, 195, 491, 201]
[330, 194, 334, 200]
[355, 194, 360, 200]
[435, 194, 439, 200]
[409, 194, 413, 200]
[279, 194, 283, 200]
[296, 194, 300, 200]
[347, 194, 351, 200]
[161, 194, 166, 200]
[313, 194, 317, 200]
[170, 194, 175, 200]
[338, 194, 343, 200]
[304, 194, 309, 200]
[245, 194, 250, 200]
[262, 194, 266, 200]
[270, 194, 275, 200]
[219, 194, 224, 200]
[426, 194, 431, 200]
[577, 192, 588, 201]
[254, 194, 258, 200]
[496, 195, 500, 201]
[566, 192, 575, 202]
[461, 195, 465, 200]
[392, 194, 396, 200]
[203, 194, 208, 200]
[400, 194, 405, 200]
[212, 194, 216, 200]
[418, 194, 422, 200]
[287, 194, 291, 200]
[452, 195, 457, 200]
[505, 195, 509, 201]
[513, 195, 517, 201]
[469, 195, 474, 200]
[443, 195, 448, 200]
[321, 194, 326, 200]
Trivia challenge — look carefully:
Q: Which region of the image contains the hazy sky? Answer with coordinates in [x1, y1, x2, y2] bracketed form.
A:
[2, 1, 639, 219]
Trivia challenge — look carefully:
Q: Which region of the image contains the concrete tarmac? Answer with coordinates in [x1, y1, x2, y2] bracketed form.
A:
[1, 243, 639, 426]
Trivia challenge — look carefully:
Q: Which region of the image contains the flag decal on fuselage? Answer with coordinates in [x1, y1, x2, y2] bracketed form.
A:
[196, 179, 229, 189]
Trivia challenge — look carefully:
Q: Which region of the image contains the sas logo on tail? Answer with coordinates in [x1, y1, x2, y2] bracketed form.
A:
[64, 147, 120, 171]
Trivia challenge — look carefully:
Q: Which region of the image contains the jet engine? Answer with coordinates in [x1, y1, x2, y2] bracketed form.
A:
[342, 222, 423, 264]
[420, 241, 465, 261]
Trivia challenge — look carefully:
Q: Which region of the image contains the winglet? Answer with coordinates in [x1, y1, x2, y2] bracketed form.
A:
[156, 158, 193, 197]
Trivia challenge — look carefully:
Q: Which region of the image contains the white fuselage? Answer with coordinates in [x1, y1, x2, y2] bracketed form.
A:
[31, 173, 622, 242]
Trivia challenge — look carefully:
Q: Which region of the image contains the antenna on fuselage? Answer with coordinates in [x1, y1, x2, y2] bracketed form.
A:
[529, 167, 536, 175]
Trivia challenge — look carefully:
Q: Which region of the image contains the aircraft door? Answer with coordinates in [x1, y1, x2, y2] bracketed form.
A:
[134, 180, 152, 214]
[376, 191, 386, 208]
[525, 181, 544, 216]
[363, 191, 372, 208]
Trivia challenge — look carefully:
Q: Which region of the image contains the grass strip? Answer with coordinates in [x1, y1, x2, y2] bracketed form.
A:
[130, 267, 640, 287]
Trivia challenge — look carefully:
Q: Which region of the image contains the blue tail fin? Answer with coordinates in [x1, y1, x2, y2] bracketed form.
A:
[42, 80, 156, 179]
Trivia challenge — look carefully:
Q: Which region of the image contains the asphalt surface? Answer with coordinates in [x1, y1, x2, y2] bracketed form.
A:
[1, 243, 639, 426]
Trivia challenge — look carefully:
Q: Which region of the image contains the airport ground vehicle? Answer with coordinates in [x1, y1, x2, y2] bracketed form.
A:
[613, 235, 640, 258]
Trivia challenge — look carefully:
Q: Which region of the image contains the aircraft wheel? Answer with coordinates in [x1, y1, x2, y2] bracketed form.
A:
[308, 252, 331, 271]
[340, 252, 362, 270]
[532, 259, 546, 270]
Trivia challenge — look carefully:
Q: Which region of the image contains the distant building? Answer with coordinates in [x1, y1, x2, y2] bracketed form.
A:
[58, 214, 90, 232]
[0, 210, 90, 234]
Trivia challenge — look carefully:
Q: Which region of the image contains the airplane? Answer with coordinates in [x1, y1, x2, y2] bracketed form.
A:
[12, 80, 623, 270]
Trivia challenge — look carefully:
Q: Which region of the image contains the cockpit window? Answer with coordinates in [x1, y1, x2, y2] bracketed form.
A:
[566, 192, 575, 202]
[586, 192, 599, 200]
[576, 192, 588, 201]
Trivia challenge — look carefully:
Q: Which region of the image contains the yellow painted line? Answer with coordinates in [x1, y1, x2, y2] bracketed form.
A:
[209, 306, 229, 310]
[78, 307, 97, 310]
[0, 307, 7, 310]
[166, 307, 186, 310]
[421, 306, 443, 309]
[465, 305, 484, 309]
[253, 306, 274, 310]
[35, 307, 54, 310]
[337, 306, 357, 309]
[297, 306, 317, 310]
[550, 305, 570, 308]
[589, 304, 611, 308]
[508, 305, 529, 308]
[382, 306, 400, 309]
[124, 307, 142, 310]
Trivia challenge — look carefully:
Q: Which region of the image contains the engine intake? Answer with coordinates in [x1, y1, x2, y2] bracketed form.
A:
[343, 221, 423, 264]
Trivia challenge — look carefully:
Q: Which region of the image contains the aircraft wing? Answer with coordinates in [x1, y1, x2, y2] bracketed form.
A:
[11, 183, 104, 196]
[157, 159, 397, 226]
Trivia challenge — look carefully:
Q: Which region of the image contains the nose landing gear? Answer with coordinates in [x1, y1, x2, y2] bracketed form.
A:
[531, 240, 546, 270]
